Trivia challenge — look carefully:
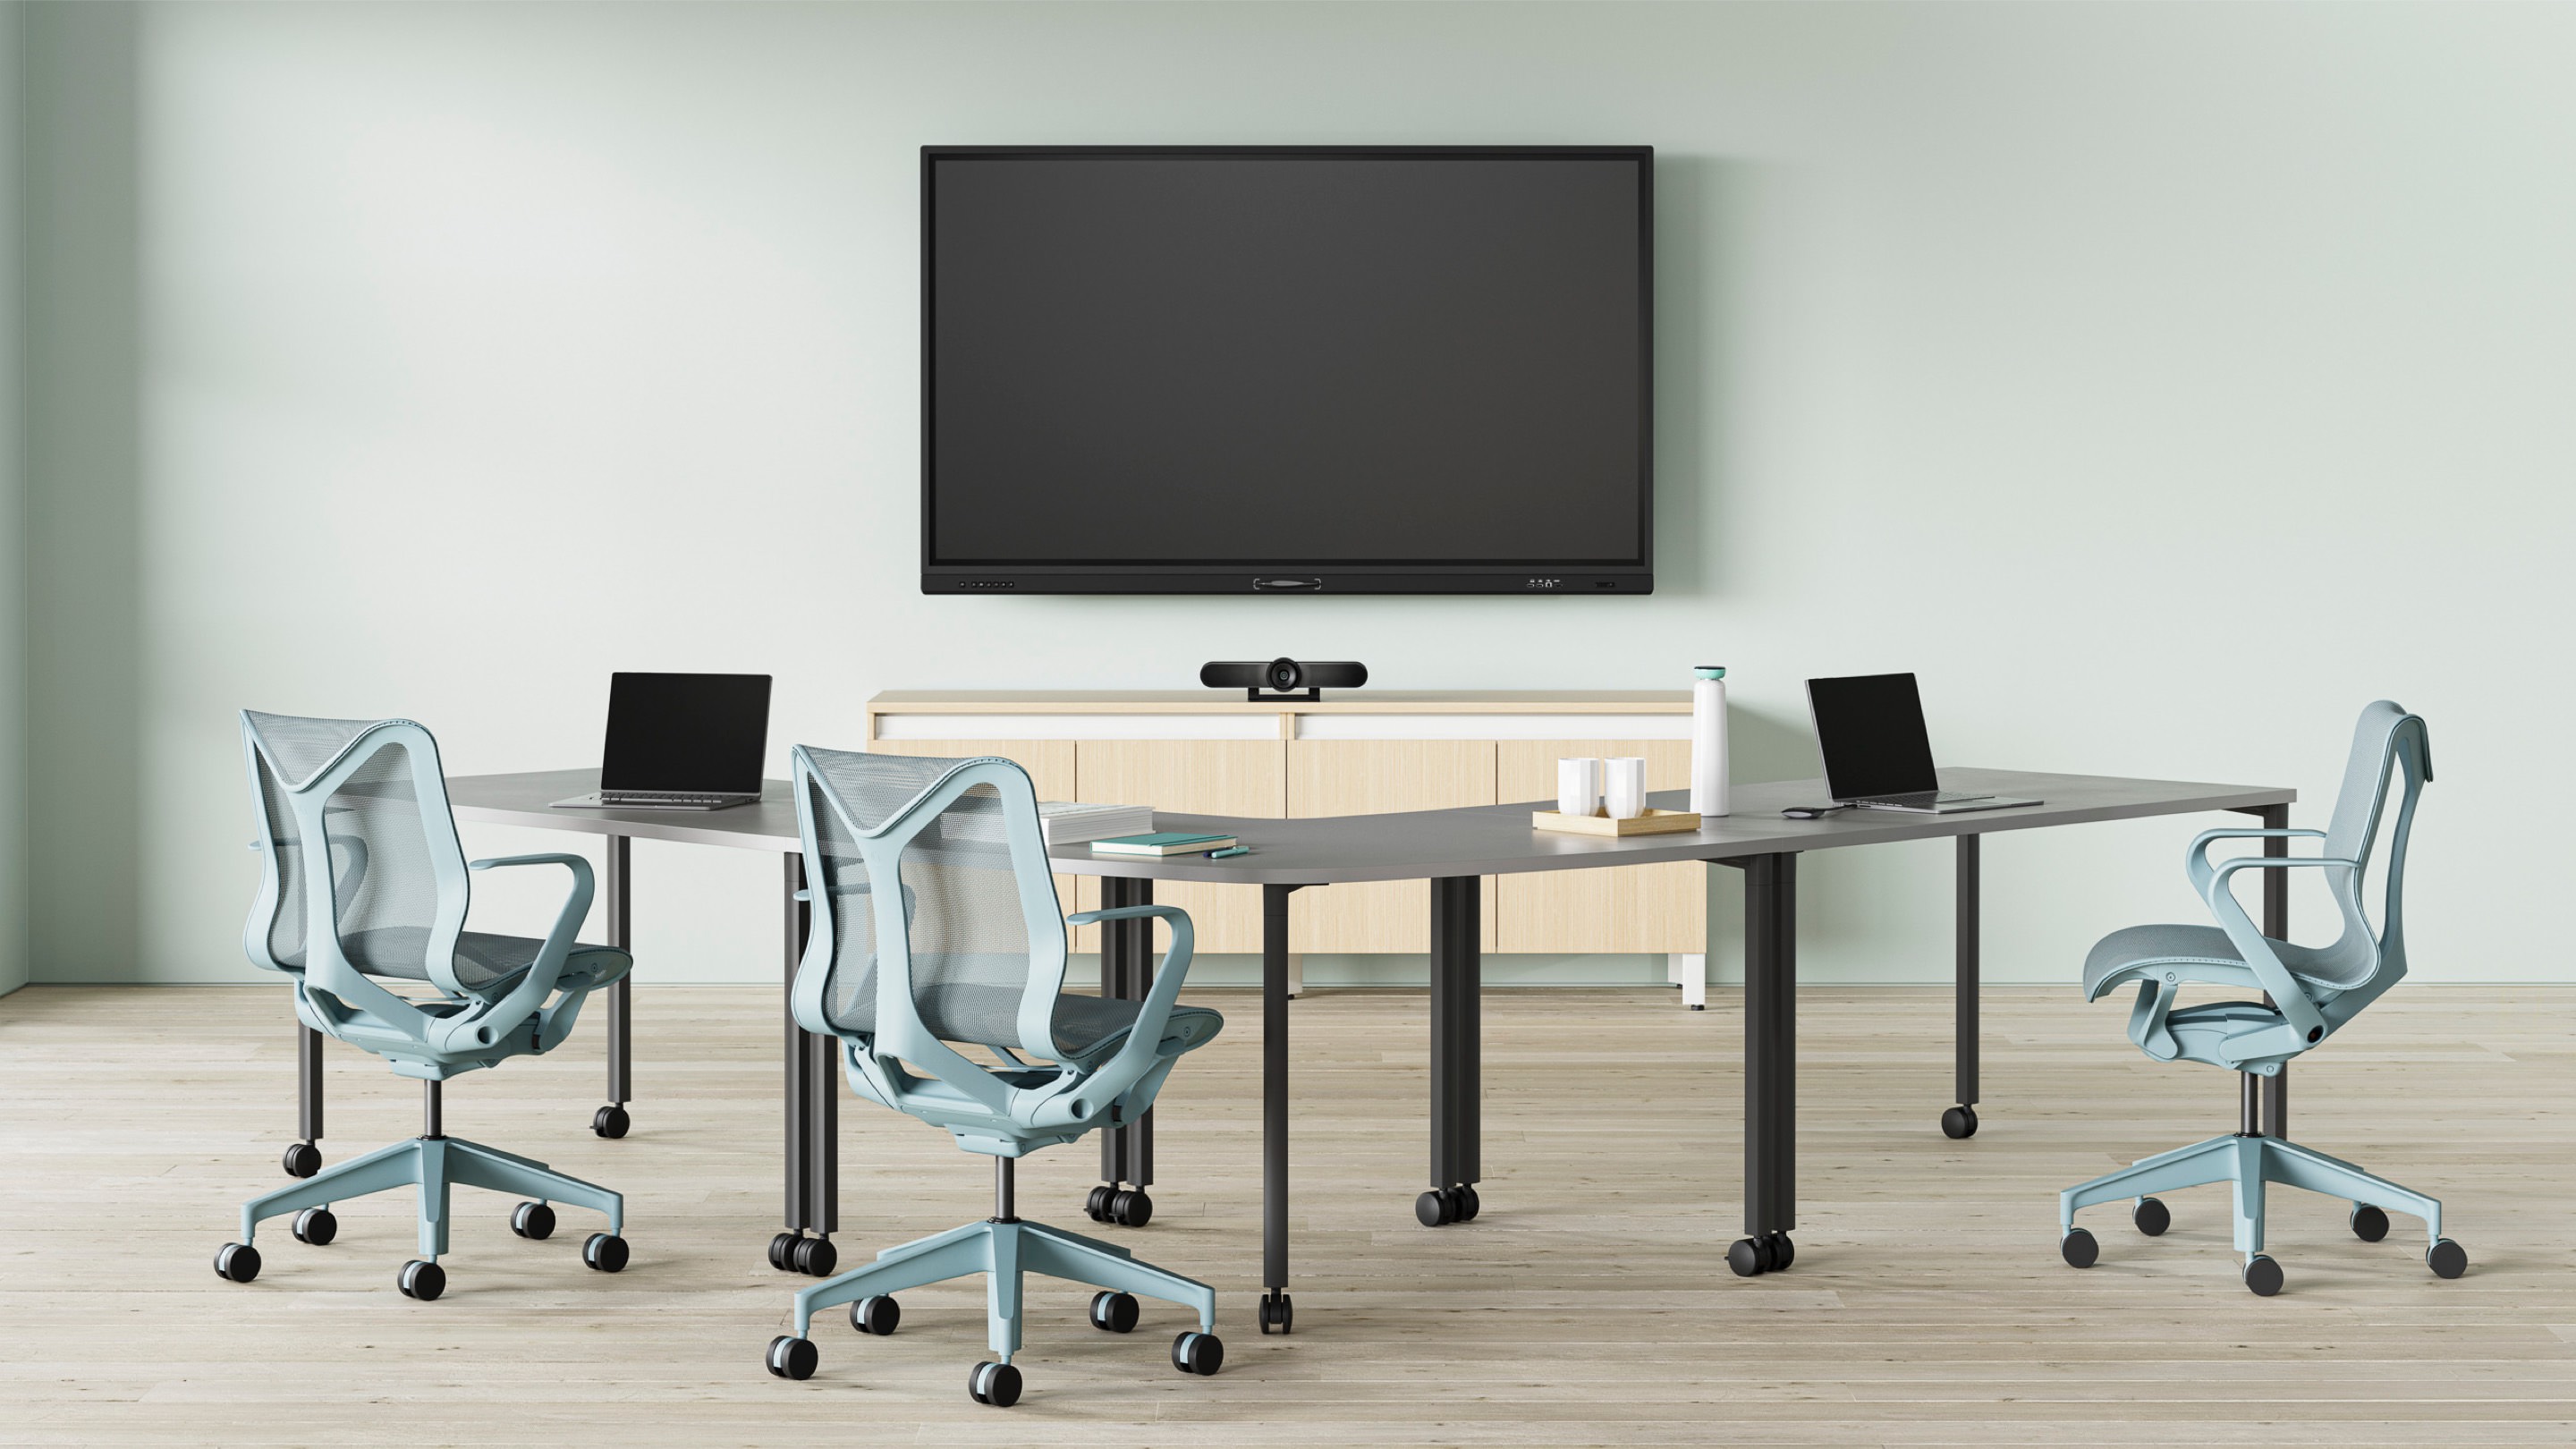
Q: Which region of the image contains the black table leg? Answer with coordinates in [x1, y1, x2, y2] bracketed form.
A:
[771, 852, 837, 1277]
[1419, 876, 1482, 1228]
[1730, 852, 1798, 1277]
[1088, 876, 1156, 1228]
[593, 835, 633, 1140]
[1258, 883, 1301, 1334]
[1943, 835, 1980, 1140]
[2259, 802, 2291, 1138]
[283, 1024, 324, 1178]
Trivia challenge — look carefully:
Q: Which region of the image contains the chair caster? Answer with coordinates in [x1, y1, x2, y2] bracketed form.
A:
[291, 1207, 338, 1246]
[1172, 1330, 1224, 1376]
[2242, 1253, 2284, 1296]
[766, 1335, 818, 1381]
[770, 1233, 836, 1276]
[512, 1201, 556, 1241]
[213, 1242, 261, 1284]
[1415, 1183, 1479, 1226]
[849, 1294, 901, 1335]
[581, 1233, 630, 1273]
[398, 1258, 446, 1301]
[1728, 1232, 1794, 1276]
[967, 1360, 1022, 1407]
[1257, 1291, 1293, 1335]
[1940, 1105, 1979, 1140]
[2349, 1204, 2390, 1242]
[1087, 1186, 1153, 1226]
[591, 1105, 631, 1140]
[1089, 1290, 1140, 1334]
[2427, 1238, 2468, 1279]
[2059, 1227, 2098, 1268]
[281, 1142, 322, 1179]
[2132, 1197, 2170, 1237]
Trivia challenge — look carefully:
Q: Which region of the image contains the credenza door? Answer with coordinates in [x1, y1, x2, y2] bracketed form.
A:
[1072, 740, 1286, 953]
[1493, 739, 1703, 953]
[1285, 741, 1497, 953]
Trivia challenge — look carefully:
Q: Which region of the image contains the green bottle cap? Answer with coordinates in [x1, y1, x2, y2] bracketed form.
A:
[1693, 666, 1726, 680]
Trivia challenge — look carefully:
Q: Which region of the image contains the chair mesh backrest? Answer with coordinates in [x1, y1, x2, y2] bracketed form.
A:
[2307, 700, 2432, 988]
[801, 747, 1051, 1053]
[244, 710, 453, 979]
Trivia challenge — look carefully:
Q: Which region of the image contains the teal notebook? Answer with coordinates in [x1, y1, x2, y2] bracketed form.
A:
[1090, 832, 1240, 857]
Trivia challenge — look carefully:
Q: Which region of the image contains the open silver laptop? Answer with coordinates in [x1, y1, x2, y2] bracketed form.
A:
[551, 672, 772, 811]
[1806, 673, 2039, 815]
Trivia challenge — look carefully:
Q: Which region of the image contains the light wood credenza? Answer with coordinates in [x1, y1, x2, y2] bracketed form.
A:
[863, 691, 1708, 998]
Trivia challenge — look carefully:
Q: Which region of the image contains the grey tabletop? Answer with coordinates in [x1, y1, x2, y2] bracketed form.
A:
[448, 767, 2294, 887]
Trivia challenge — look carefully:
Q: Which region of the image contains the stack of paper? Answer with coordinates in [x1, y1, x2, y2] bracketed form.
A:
[1038, 801, 1155, 847]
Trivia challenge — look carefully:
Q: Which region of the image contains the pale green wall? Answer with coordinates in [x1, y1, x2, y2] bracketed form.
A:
[0, 2, 23, 997]
[19, 3, 2576, 987]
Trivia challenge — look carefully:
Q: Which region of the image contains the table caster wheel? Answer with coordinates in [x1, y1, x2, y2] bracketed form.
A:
[1940, 1105, 1979, 1140]
[213, 1242, 261, 1284]
[2349, 1204, 2390, 1242]
[767, 1233, 799, 1272]
[2060, 1227, 2098, 1268]
[2132, 1197, 2170, 1237]
[766, 1335, 817, 1380]
[398, 1258, 446, 1301]
[1089, 1290, 1140, 1334]
[2242, 1253, 2284, 1296]
[1415, 1184, 1477, 1226]
[281, 1142, 322, 1179]
[849, 1294, 900, 1335]
[292, 1207, 338, 1246]
[511, 1201, 556, 1241]
[581, 1233, 630, 1273]
[1727, 1235, 1774, 1276]
[1172, 1330, 1224, 1376]
[1763, 1231, 1793, 1270]
[1257, 1291, 1293, 1335]
[592, 1105, 631, 1140]
[968, 1360, 1021, 1407]
[2427, 1238, 2468, 1279]
[1106, 1189, 1151, 1227]
[791, 1236, 836, 1276]
[1085, 1185, 1114, 1222]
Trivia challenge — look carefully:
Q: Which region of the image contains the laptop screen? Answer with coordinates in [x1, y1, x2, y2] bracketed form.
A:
[599, 673, 773, 794]
[1807, 673, 1941, 801]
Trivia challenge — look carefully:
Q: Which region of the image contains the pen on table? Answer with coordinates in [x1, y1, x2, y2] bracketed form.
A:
[1205, 845, 1250, 859]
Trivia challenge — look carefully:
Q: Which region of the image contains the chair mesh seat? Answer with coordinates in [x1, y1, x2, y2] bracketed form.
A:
[824, 973, 1221, 1065]
[2083, 922, 2360, 999]
[326, 929, 629, 993]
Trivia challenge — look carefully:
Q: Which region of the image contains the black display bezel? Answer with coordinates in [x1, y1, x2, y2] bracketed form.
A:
[920, 145, 1656, 596]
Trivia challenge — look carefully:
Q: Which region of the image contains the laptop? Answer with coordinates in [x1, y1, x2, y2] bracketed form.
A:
[1805, 673, 2040, 815]
[550, 673, 773, 810]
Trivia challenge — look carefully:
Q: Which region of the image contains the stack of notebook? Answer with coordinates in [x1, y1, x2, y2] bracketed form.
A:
[1035, 801, 1155, 847]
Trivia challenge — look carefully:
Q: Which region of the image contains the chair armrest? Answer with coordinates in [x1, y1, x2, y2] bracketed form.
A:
[2182, 836, 2345, 1053]
[1065, 903, 1171, 928]
[1076, 904, 1199, 1097]
[429, 853, 597, 1054]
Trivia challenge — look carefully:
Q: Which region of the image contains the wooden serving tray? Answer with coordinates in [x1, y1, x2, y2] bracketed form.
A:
[1531, 807, 1704, 836]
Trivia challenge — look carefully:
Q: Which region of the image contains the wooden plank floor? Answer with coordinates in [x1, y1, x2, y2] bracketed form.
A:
[4, 983, 2573, 1445]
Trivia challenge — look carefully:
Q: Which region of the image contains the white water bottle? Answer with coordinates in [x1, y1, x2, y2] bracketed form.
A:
[1690, 665, 1730, 818]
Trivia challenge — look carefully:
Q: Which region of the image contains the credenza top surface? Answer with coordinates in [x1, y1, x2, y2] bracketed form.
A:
[867, 689, 1693, 714]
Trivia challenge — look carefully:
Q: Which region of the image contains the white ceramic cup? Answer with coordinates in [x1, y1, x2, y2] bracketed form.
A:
[1557, 757, 1604, 818]
[1604, 757, 1648, 820]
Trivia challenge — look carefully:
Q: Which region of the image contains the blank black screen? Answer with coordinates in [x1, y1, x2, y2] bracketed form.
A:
[927, 151, 1648, 566]
[1807, 674, 1942, 801]
[599, 674, 772, 793]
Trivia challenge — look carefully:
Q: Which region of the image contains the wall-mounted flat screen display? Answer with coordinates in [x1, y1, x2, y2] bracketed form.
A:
[922, 146, 1653, 595]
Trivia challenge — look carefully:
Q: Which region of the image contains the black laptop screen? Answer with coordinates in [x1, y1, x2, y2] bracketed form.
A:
[599, 673, 772, 794]
[1807, 674, 1941, 801]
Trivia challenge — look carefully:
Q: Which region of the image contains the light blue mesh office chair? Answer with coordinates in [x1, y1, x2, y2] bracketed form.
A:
[762, 747, 1227, 1407]
[214, 711, 633, 1301]
[2058, 700, 2460, 1295]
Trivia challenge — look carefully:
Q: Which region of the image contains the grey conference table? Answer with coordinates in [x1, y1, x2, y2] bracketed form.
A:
[289, 763, 2295, 1327]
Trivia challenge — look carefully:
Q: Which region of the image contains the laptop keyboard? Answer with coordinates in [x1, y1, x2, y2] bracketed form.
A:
[603, 792, 735, 806]
[1854, 791, 1991, 809]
